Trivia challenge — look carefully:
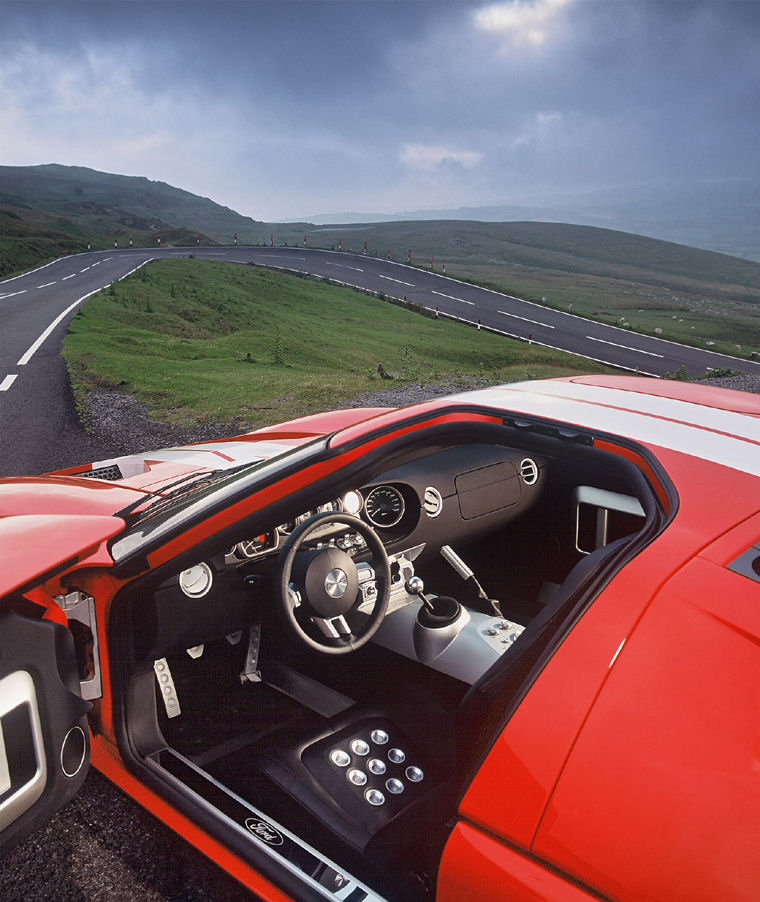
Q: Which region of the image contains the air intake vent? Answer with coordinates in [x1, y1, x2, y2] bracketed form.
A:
[520, 458, 539, 486]
[80, 464, 123, 481]
[423, 486, 443, 518]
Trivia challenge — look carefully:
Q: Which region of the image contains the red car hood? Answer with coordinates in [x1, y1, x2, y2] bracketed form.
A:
[0, 477, 145, 597]
[0, 513, 125, 598]
[0, 407, 392, 598]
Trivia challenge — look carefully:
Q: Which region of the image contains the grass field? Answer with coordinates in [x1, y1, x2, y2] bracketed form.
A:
[63, 259, 615, 430]
[275, 220, 760, 355]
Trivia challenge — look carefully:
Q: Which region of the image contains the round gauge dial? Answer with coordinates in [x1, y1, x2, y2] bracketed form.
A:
[341, 490, 363, 515]
[233, 532, 278, 559]
[364, 485, 405, 528]
[178, 562, 213, 598]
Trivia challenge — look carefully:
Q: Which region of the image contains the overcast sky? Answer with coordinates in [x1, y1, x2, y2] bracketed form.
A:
[1, 0, 758, 221]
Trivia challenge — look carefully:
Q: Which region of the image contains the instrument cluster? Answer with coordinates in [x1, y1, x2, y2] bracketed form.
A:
[226, 485, 412, 563]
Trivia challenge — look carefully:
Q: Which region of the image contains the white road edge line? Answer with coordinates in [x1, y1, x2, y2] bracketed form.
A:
[0, 374, 18, 391]
[432, 289, 474, 306]
[586, 335, 664, 358]
[17, 289, 101, 366]
[498, 309, 555, 329]
[0, 257, 59, 285]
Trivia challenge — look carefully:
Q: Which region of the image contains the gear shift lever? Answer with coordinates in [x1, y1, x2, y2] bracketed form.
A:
[407, 576, 464, 663]
[405, 576, 437, 613]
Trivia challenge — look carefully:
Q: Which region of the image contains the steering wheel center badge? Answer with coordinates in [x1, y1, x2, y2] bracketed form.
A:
[245, 817, 284, 846]
[325, 568, 349, 598]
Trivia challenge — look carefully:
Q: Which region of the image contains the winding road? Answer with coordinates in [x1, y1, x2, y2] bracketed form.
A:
[2, 244, 759, 477]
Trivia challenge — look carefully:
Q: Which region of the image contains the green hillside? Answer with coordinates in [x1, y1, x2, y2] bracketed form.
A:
[64, 259, 613, 430]
[0, 163, 266, 275]
[275, 219, 760, 351]
[2, 164, 758, 352]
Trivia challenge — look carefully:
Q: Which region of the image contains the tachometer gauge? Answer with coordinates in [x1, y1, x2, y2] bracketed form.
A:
[178, 562, 213, 598]
[364, 485, 405, 528]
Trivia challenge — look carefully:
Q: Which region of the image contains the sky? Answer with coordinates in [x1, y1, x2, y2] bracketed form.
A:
[1, 0, 758, 222]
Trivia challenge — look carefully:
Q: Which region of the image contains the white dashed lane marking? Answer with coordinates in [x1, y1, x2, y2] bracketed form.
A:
[379, 274, 415, 287]
[498, 309, 555, 329]
[432, 289, 474, 306]
[586, 335, 664, 358]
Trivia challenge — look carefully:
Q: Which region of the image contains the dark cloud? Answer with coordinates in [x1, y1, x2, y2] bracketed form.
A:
[1, 0, 757, 219]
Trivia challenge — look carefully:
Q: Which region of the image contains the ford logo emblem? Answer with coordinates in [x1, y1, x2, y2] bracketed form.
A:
[245, 817, 284, 846]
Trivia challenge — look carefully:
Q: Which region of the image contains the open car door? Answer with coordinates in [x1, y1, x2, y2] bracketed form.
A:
[0, 607, 91, 851]
[0, 510, 126, 852]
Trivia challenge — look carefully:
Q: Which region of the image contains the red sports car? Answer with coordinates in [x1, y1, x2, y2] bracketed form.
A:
[1, 375, 758, 901]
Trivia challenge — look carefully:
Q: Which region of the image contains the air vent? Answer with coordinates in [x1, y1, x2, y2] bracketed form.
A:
[520, 458, 539, 486]
[728, 543, 760, 584]
[80, 464, 123, 481]
[423, 486, 443, 518]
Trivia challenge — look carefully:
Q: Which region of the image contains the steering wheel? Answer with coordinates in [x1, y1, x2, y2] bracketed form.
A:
[275, 511, 391, 655]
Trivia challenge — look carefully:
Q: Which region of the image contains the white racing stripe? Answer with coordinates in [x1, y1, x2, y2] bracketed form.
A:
[513, 380, 760, 441]
[454, 382, 760, 475]
[586, 336, 664, 358]
[144, 440, 295, 468]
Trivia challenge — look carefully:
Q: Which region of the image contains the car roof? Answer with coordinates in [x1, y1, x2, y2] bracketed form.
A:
[437, 377, 760, 477]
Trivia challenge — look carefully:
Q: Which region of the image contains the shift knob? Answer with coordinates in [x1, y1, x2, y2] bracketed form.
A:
[406, 576, 424, 596]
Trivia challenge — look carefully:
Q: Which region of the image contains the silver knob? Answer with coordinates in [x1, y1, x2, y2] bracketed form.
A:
[406, 576, 424, 596]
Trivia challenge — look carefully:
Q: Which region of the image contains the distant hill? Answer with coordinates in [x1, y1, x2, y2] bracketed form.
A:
[295, 179, 760, 263]
[2, 164, 758, 352]
[0, 164, 267, 276]
[273, 217, 760, 303]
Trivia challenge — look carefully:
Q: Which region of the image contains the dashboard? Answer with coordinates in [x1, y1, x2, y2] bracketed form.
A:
[224, 444, 546, 567]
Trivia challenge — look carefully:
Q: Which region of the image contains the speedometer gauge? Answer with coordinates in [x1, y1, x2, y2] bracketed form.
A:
[364, 485, 405, 528]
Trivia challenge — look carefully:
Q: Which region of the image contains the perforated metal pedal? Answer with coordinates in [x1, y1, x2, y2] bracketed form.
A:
[154, 658, 181, 718]
[240, 624, 262, 683]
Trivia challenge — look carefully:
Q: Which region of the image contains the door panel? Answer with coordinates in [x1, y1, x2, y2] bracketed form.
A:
[0, 609, 91, 851]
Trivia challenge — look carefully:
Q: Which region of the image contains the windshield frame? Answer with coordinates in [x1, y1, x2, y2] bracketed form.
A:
[110, 437, 329, 568]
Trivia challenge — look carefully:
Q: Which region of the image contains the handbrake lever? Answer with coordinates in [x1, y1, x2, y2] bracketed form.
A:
[440, 545, 502, 617]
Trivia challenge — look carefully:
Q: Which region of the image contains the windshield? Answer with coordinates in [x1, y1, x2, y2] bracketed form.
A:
[110, 437, 328, 565]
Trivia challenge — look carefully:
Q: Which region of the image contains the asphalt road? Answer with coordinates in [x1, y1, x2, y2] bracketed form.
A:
[3, 244, 760, 479]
